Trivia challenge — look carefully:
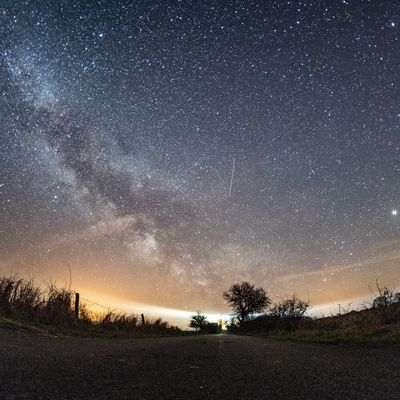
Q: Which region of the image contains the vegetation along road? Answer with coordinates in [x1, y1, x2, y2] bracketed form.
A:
[1, 329, 399, 399]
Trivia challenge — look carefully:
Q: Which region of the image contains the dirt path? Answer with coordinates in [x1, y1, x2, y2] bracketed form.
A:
[0, 329, 399, 399]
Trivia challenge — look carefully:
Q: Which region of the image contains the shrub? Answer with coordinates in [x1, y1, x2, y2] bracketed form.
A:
[270, 294, 309, 319]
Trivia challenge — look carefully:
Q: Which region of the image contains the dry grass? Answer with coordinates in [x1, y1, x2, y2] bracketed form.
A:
[0, 275, 180, 336]
[0, 276, 74, 324]
[232, 289, 400, 344]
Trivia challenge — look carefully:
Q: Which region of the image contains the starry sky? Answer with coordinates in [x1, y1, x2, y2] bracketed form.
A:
[1, 0, 400, 318]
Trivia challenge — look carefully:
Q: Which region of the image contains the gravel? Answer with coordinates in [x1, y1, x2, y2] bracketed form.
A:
[1, 329, 399, 399]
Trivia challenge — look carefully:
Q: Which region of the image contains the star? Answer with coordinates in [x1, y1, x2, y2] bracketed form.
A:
[0, 0, 399, 322]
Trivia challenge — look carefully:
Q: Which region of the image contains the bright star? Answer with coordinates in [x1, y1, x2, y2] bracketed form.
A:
[392, 209, 398, 216]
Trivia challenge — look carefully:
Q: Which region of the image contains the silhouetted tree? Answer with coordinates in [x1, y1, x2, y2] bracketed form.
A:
[189, 312, 208, 331]
[223, 281, 270, 325]
[270, 294, 309, 319]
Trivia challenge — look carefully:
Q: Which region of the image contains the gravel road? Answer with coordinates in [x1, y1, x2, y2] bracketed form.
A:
[0, 329, 399, 399]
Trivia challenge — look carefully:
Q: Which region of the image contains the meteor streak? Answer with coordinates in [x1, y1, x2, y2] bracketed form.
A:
[229, 158, 236, 197]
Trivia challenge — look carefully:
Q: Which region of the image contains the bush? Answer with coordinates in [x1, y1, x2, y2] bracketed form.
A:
[372, 284, 400, 324]
[270, 294, 309, 319]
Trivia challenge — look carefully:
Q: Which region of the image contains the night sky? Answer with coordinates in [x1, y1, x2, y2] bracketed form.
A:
[1, 0, 400, 317]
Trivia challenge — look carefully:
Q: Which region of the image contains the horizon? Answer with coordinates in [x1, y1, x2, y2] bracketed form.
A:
[1, 0, 400, 318]
[61, 284, 385, 329]
[0, 270, 384, 329]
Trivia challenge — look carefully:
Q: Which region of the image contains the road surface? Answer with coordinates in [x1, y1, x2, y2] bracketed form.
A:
[0, 329, 399, 399]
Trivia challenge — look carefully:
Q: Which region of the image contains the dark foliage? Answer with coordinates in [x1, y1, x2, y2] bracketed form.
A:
[223, 281, 270, 325]
[189, 312, 208, 331]
[270, 294, 309, 319]
[372, 284, 400, 324]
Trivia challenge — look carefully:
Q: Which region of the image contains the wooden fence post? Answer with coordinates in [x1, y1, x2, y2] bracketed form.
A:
[74, 292, 80, 321]
[141, 313, 145, 326]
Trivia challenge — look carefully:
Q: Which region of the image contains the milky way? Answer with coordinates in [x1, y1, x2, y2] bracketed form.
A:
[1, 0, 400, 314]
